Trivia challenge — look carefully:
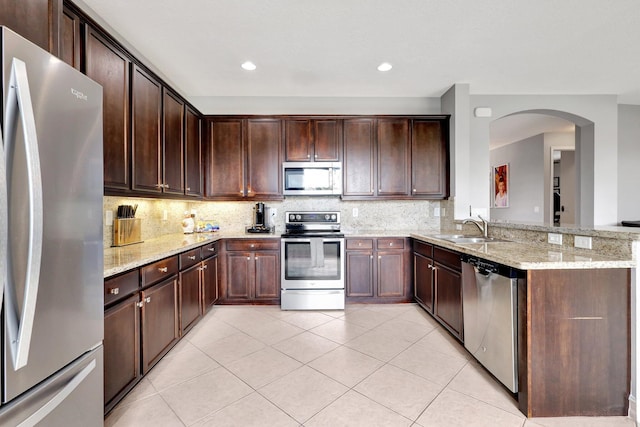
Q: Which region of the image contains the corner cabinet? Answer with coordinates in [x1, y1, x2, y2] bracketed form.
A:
[184, 106, 203, 197]
[205, 118, 283, 200]
[411, 119, 449, 198]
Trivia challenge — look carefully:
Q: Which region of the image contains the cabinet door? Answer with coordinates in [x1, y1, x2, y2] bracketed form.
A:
[0, 0, 54, 52]
[60, 6, 81, 70]
[141, 277, 179, 373]
[246, 119, 282, 198]
[104, 294, 140, 411]
[185, 106, 203, 197]
[376, 251, 405, 297]
[313, 119, 341, 162]
[131, 65, 162, 193]
[202, 255, 219, 310]
[179, 265, 201, 335]
[343, 119, 375, 197]
[285, 119, 312, 161]
[412, 120, 448, 198]
[226, 253, 252, 299]
[206, 119, 244, 198]
[346, 251, 374, 297]
[162, 89, 185, 195]
[254, 252, 279, 299]
[434, 264, 462, 339]
[414, 252, 434, 312]
[85, 28, 130, 191]
[377, 119, 410, 196]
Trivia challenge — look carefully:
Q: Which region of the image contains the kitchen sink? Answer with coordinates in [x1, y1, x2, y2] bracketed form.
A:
[431, 234, 511, 244]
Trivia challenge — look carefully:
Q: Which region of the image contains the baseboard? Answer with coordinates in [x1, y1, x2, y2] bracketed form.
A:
[629, 395, 638, 426]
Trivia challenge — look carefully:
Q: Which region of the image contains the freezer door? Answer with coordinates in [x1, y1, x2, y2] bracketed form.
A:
[1, 27, 104, 402]
[0, 346, 103, 427]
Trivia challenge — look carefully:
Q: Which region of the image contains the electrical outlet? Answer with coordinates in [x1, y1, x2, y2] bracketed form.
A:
[163, 210, 168, 221]
[442, 208, 446, 217]
[574, 236, 592, 249]
[533, 206, 540, 213]
[548, 233, 563, 245]
[434, 207, 441, 217]
[352, 207, 358, 217]
[105, 210, 113, 225]
[455, 224, 462, 231]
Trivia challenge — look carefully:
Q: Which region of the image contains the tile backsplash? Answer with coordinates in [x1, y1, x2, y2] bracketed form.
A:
[103, 196, 447, 248]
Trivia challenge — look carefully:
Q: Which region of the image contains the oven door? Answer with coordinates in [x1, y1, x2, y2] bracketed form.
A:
[281, 237, 345, 289]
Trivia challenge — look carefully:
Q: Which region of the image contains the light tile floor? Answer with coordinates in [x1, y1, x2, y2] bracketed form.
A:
[105, 304, 635, 427]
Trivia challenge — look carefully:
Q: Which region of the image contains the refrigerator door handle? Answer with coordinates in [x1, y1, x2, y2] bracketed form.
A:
[0, 124, 5, 312]
[17, 360, 96, 427]
[4, 58, 44, 370]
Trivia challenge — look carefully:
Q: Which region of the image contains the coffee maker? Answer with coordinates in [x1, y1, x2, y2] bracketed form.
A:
[246, 202, 274, 233]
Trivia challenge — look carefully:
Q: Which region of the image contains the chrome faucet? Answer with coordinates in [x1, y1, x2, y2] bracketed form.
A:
[463, 215, 489, 238]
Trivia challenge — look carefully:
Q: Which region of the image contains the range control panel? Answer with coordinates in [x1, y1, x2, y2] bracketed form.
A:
[285, 212, 340, 224]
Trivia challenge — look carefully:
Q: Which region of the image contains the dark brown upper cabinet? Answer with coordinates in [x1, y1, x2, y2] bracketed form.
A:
[343, 118, 376, 197]
[284, 119, 341, 162]
[184, 106, 203, 197]
[377, 118, 410, 196]
[162, 89, 185, 195]
[411, 119, 449, 198]
[0, 0, 59, 53]
[85, 27, 131, 192]
[60, 5, 81, 70]
[131, 64, 162, 193]
[205, 118, 283, 200]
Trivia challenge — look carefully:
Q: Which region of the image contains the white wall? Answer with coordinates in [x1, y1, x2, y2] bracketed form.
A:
[618, 105, 640, 222]
[490, 134, 545, 222]
[190, 96, 442, 115]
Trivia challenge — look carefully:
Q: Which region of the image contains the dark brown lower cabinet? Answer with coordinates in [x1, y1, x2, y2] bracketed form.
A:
[433, 262, 462, 339]
[413, 241, 434, 312]
[179, 264, 201, 335]
[220, 239, 280, 304]
[346, 237, 411, 303]
[141, 276, 180, 374]
[201, 243, 220, 311]
[104, 293, 140, 414]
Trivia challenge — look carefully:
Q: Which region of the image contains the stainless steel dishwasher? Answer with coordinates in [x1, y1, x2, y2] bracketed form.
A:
[461, 254, 524, 393]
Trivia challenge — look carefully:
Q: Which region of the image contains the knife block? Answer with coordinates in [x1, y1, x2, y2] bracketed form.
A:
[112, 218, 143, 247]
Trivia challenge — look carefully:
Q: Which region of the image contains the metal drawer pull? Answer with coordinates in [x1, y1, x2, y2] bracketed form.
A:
[109, 288, 119, 295]
[207, 247, 216, 252]
[188, 255, 196, 260]
[158, 267, 168, 273]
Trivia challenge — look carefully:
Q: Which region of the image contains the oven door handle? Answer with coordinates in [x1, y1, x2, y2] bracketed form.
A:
[282, 238, 343, 243]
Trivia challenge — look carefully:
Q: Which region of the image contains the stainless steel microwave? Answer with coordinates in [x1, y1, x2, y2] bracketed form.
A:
[282, 162, 342, 196]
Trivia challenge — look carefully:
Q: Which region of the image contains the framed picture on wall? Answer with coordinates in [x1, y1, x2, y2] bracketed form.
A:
[493, 163, 509, 208]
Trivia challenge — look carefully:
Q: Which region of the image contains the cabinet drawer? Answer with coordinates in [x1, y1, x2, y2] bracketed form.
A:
[226, 239, 280, 251]
[104, 270, 139, 306]
[141, 256, 178, 287]
[377, 238, 404, 250]
[346, 238, 374, 250]
[413, 240, 433, 258]
[433, 246, 461, 271]
[200, 241, 219, 259]
[180, 249, 200, 270]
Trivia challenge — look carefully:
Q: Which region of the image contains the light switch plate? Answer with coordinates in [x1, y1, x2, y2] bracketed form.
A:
[574, 236, 592, 249]
[548, 233, 563, 245]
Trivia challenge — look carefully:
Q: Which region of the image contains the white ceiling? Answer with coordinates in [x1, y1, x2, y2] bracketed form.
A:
[78, 0, 640, 103]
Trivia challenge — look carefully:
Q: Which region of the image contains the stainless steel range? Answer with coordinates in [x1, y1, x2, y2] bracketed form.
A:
[280, 212, 345, 310]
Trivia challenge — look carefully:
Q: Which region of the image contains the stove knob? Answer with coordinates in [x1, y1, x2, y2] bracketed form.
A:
[289, 214, 295, 221]
[295, 214, 302, 221]
[324, 214, 330, 220]
[331, 214, 337, 220]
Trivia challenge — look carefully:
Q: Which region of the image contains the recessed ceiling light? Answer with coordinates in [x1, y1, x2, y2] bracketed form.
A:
[377, 62, 392, 72]
[241, 61, 257, 71]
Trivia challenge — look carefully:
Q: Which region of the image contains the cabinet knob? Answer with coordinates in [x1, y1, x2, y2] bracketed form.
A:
[207, 247, 216, 252]
[159, 267, 168, 273]
[379, 188, 382, 192]
[358, 242, 362, 246]
[164, 184, 170, 189]
[389, 242, 393, 246]
[413, 188, 416, 192]
[202, 265, 208, 270]
[314, 154, 318, 158]
[247, 188, 251, 193]
[307, 154, 311, 158]
[378, 255, 382, 259]
[186, 187, 191, 191]
[109, 287, 119, 295]
[188, 255, 196, 260]
[145, 297, 151, 303]
[250, 244, 255, 248]
[156, 183, 164, 188]
[247, 257, 251, 260]
[136, 301, 144, 308]
[370, 255, 373, 259]
[240, 190, 244, 195]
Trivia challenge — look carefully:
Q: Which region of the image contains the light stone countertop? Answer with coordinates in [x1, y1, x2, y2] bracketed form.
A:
[104, 229, 637, 279]
[104, 231, 279, 278]
[411, 233, 636, 270]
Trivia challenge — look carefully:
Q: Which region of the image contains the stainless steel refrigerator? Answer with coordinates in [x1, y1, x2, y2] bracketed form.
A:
[0, 27, 104, 426]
